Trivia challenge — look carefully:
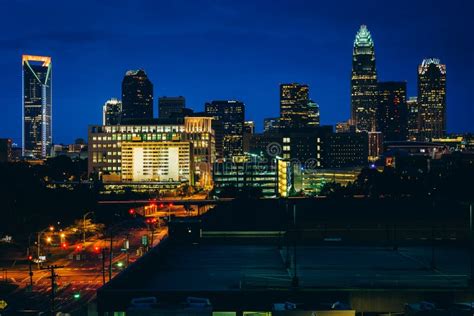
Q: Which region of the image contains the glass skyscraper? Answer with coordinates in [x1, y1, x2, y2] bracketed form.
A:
[22, 55, 52, 158]
[279, 83, 310, 130]
[102, 98, 122, 126]
[121, 69, 153, 122]
[377, 81, 408, 141]
[351, 25, 378, 132]
[418, 58, 446, 141]
[205, 100, 245, 158]
[407, 96, 419, 141]
[158, 96, 185, 119]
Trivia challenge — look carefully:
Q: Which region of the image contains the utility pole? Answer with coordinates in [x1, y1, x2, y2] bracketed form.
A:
[109, 232, 113, 281]
[124, 235, 130, 267]
[41, 265, 64, 314]
[101, 247, 108, 285]
[150, 225, 155, 248]
[28, 257, 33, 288]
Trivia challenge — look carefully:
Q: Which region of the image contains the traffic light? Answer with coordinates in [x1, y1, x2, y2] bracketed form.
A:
[129, 208, 135, 215]
[116, 261, 124, 268]
[28, 255, 33, 261]
[146, 218, 157, 224]
[73, 292, 81, 299]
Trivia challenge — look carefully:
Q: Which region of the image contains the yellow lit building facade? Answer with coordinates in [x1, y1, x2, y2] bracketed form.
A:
[121, 141, 193, 183]
[88, 117, 214, 188]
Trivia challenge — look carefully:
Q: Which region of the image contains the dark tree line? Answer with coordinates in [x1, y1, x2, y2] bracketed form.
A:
[321, 158, 474, 203]
[0, 157, 96, 240]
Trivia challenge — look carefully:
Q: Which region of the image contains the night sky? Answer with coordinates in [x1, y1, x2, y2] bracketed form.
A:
[1, 0, 473, 144]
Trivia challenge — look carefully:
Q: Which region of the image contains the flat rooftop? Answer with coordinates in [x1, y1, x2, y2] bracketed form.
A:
[103, 242, 469, 292]
[98, 234, 474, 313]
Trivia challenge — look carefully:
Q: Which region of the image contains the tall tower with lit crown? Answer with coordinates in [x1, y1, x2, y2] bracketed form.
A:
[121, 69, 153, 122]
[418, 58, 446, 141]
[22, 55, 52, 158]
[351, 25, 378, 132]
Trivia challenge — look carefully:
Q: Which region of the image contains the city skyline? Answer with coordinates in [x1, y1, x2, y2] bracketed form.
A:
[0, 0, 473, 144]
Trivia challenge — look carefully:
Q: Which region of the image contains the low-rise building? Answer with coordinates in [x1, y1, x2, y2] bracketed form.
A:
[323, 132, 368, 168]
[299, 168, 361, 195]
[88, 116, 215, 189]
[212, 155, 291, 197]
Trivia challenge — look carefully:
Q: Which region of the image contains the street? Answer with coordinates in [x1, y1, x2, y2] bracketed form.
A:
[1, 224, 168, 314]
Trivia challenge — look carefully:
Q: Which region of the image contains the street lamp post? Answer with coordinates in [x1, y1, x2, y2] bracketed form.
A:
[83, 211, 94, 245]
[37, 226, 54, 268]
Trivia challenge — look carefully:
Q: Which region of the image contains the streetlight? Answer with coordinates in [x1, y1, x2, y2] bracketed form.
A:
[82, 211, 94, 244]
[37, 226, 54, 268]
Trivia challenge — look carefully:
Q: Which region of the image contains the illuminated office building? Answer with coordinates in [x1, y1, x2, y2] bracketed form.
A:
[22, 55, 52, 158]
[212, 154, 291, 198]
[336, 120, 355, 133]
[205, 100, 244, 158]
[121, 141, 192, 183]
[183, 116, 215, 189]
[243, 121, 255, 153]
[323, 132, 369, 168]
[418, 58, 446, 141]
[377, 81, 408, 141]
[121, 69, 153, 122]
[88, 124, 184, 177]
[407, 97, 419, 141]
[351, 25, 378, 132]
[102, 98, 122, 126]
[307, 100, 320, 127]
[279, 83, 311, 129]
[299, 168, 361, 196]
[88, 118, 214, 188]
[244, 121, 255, 135]
[248, 126, 332, 165]
[368, 131, 383, 162]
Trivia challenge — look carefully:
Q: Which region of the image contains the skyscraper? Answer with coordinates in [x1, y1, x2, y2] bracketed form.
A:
[418, 58, 446, 141]
[307, 100, 320, 127]
[121, 69, 153, 122]
[351, 25, 378, 132]
[243, 121, 255, 135]
[102, 98, 122, 126]
[205, 100, 245, 158]
[279, 83, 310, 129]
[407, 97, 419, 141]
[22, 55, 52, 158]
[158, 96, 186, 119]
[377, 82, 408, 141]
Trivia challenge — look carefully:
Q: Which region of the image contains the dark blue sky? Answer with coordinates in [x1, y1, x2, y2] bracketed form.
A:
[1, 0, 473, 144]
